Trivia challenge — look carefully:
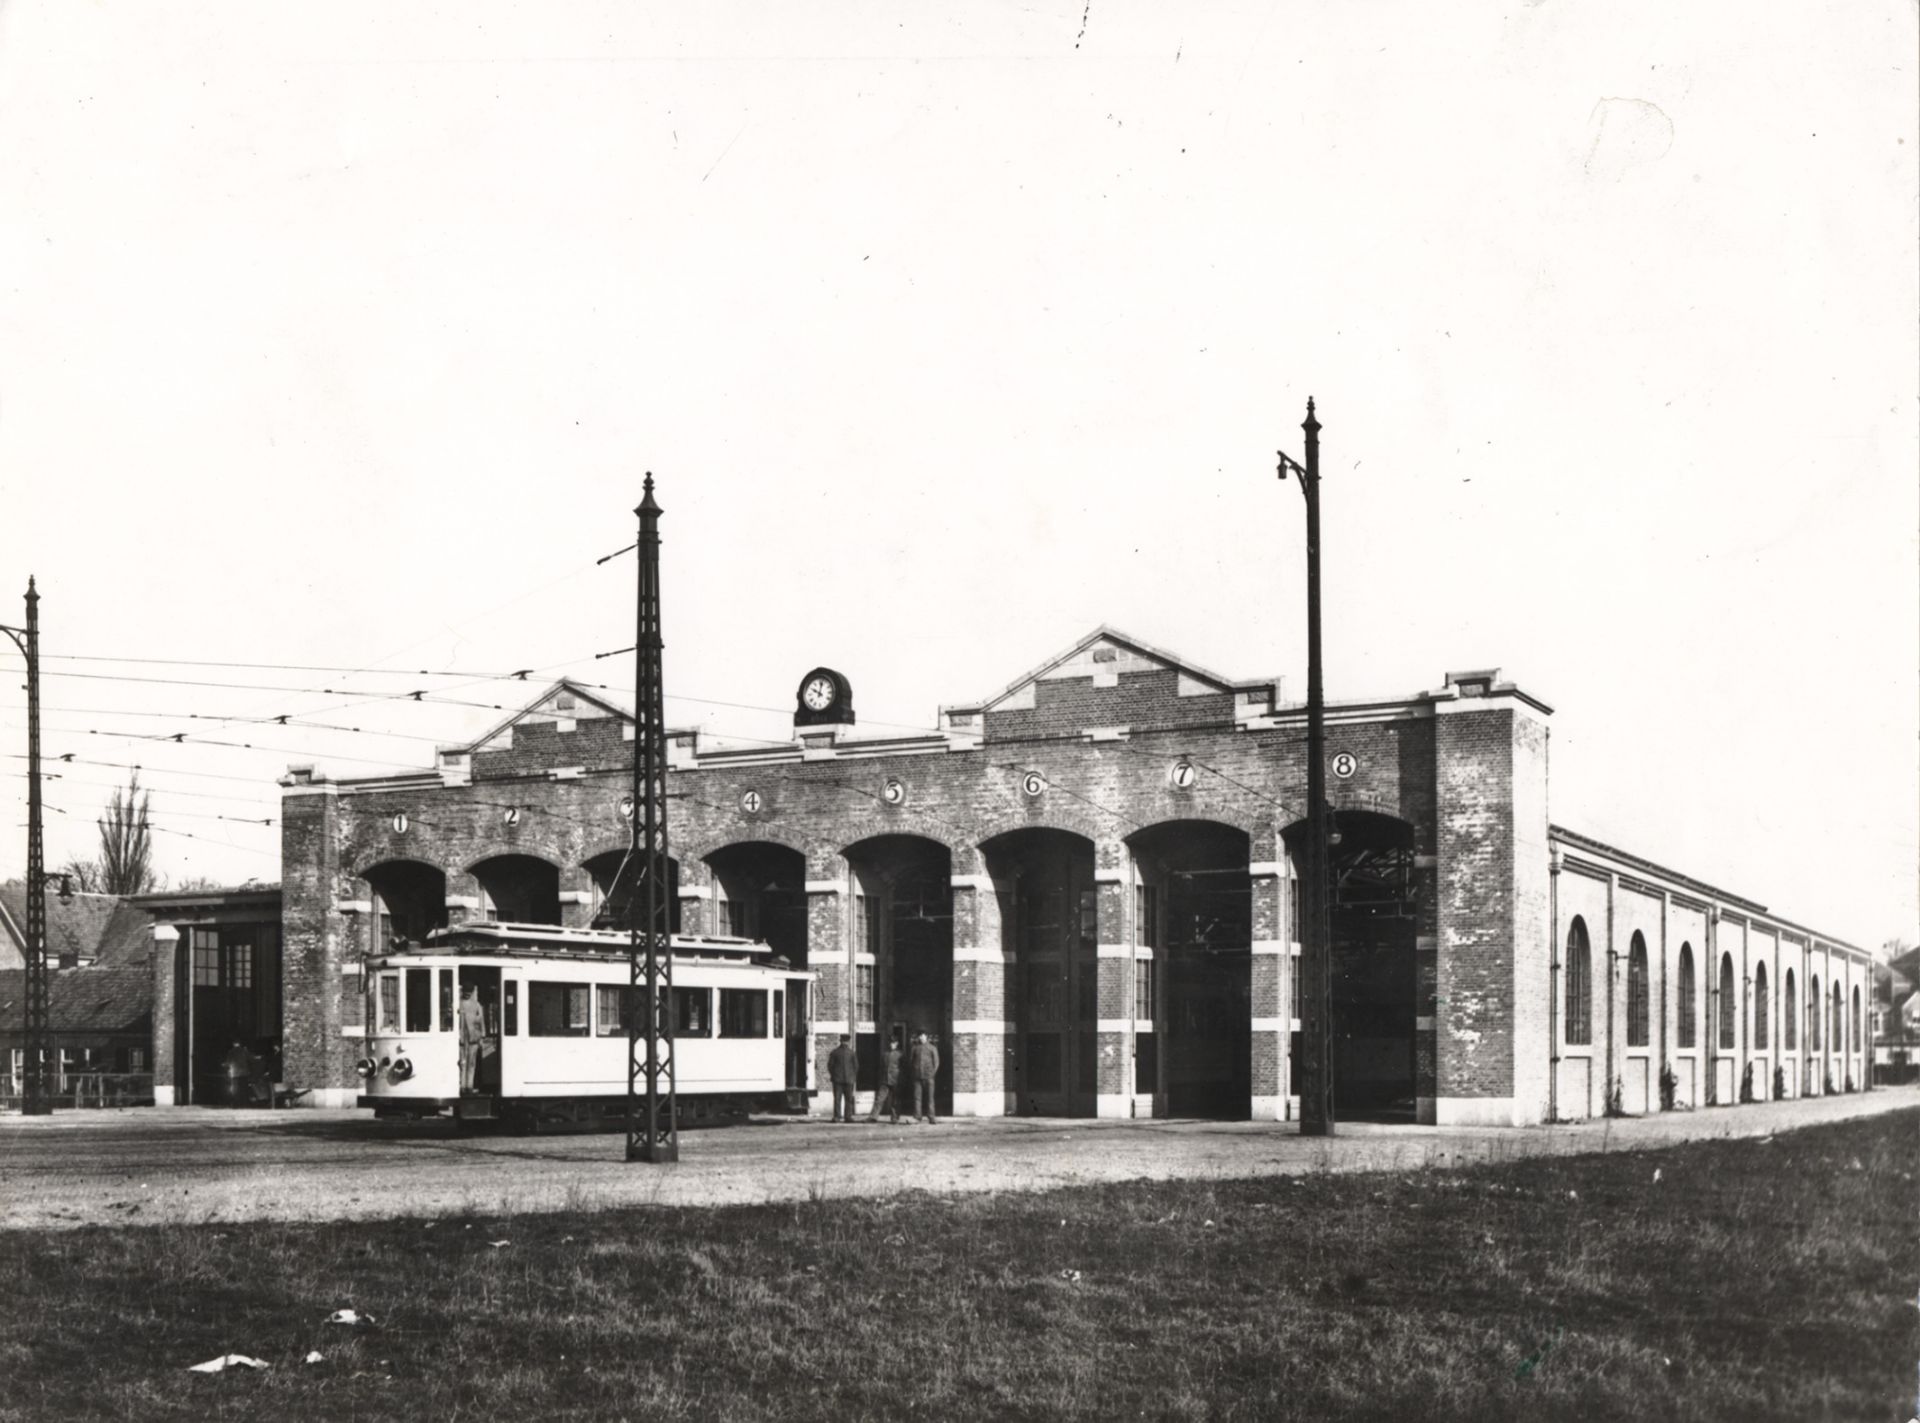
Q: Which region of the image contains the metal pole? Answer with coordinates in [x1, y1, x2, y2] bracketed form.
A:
[3, 580, 52, 1114]
[1299, 400, 1334, 1136]
[626, 477, 677, 1162]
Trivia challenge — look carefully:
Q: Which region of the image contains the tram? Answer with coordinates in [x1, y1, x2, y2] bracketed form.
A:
[354, 921, 815, 1127]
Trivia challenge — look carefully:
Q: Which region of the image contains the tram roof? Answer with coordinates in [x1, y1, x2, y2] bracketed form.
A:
[413, 921, 797, 966]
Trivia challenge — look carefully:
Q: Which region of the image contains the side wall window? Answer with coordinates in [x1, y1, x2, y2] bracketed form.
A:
[1677, 945, 1697, 1049]
[1626, 934, 1649, 1047]
[1564, 919, 1592, 1046]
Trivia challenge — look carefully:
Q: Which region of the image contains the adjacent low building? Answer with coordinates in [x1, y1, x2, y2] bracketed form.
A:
[258, 627, 1874, 1122]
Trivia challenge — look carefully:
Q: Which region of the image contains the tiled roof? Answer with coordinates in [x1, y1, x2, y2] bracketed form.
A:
[0, 964, 151, 1035]
[0, 886, 153, 967]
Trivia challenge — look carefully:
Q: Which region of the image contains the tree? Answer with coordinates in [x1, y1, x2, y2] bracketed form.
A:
[93, 773, 155, 896]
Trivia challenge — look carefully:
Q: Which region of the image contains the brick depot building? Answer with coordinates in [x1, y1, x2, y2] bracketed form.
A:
[270, 627, 1874, 1123]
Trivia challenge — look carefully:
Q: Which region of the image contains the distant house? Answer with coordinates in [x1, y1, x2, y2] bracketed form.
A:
[0, 885, 157, 1105]
[1873, 951, 1920, 1084]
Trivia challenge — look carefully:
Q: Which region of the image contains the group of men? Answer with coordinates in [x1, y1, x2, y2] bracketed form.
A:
[825, 1031, 939, 1124]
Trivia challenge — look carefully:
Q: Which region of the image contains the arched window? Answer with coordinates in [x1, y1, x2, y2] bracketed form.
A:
[1852, 986, 1862, 1054]
[1677, 944, 1697, 1049]
[1626, 933, 1649, 1047]
[1753, 962, 1769, 1051]
[1564, 918, 1591, 1046]
[1718, 953, 1736, 1050]
[1809, 976, 1821, 1050]
[1784, 968, 1797, 1050]
[1832, 984, 1843, 1054]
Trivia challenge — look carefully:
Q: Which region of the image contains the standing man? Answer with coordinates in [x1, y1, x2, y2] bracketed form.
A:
[827, 1033, 858, 1123]
[909, 1031, 940, 1124]
[866, 1034, 903, 1124]
[457, 982, 487, 1095]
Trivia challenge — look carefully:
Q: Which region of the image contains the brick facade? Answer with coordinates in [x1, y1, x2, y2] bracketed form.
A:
[266, 628, 1872, 1125]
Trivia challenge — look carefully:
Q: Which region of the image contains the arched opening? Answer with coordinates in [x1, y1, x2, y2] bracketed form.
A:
[471, 854, 561, 925]
[1626, 933, 1649, 1047]
[845, 835, 953, 1112]
[361, 859, 449, 950]
[1783, 967, 1797, 1051]
[1565, 918, 1593, 1046]
[705, 842, 808, 963]
[583, 849, 681, 934]
[1831, 983, 1843, 1060]
[1753, 962, 1769, 1051]
[1851, 985, 1862, 1073]
[1718, 953, 1736, 1050]
[1810, 974, 1822, 1052]
[982, 828, 1098, 1117]
[1128, 821, 1252, 1120]
[1290, 810, 1419, 1122]
[1676, 942, 1697, 1049]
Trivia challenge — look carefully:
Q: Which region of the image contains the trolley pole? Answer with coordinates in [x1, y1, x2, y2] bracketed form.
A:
[2, 578, 52, 1116]
[626, 477, 678, 1163]
[1278, 401, 1334, 1136]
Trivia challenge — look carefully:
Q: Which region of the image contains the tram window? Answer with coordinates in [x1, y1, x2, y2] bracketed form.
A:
[377, 973, 400, 1033]
[772, 990, 784, 1038]
[529, 982, 591, 1037]
[595, 985, 650, 1036]
[404, 969, 433, 1033]
[673, 987, 711, 1037]
[720, 989, 768, 1038]
[439, 969, 454, 1033]
[503, 981, 518, 1036]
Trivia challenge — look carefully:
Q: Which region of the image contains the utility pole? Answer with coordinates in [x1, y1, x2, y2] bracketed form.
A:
[2, 578, 52, 1115]
[1279, 400, 1333, 1136]
[626, 477, 678, 1163]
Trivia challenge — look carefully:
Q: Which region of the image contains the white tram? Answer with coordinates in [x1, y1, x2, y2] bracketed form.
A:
[354, 921, 815, 1127]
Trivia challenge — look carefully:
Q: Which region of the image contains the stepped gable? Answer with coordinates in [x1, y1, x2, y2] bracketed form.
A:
[943, 626, 1278, 743]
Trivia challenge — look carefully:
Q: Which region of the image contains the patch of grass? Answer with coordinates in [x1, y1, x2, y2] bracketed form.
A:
[2, 1112, 1915, 1421]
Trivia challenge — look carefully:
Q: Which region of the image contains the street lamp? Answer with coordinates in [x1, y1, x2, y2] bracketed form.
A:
[1277, 400, 1333, 1137]
[0, 577, 52, 1115]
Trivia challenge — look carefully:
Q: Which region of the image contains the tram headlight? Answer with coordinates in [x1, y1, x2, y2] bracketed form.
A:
[354, 1057, 376, 1080]
[390, 1056, 414, 1081]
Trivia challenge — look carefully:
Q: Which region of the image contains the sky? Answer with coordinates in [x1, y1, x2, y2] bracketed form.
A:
[1, 3, 1914, 950]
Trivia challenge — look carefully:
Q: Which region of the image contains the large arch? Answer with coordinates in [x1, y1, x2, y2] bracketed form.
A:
[981, 826, 1098, 1117]
[359, 858, 449, 949]
[705, 841, 808, 963]
[843, 833, 954, 1111]
[1132, 818, 1253, 1120]
[1753, 961, 1770, 1052]
[1288, 809, 1420, 1122]
[582, 848, 681, 933]
[469, 853, 561, 925]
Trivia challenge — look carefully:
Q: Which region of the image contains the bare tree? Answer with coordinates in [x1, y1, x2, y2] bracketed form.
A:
[94, 773, 155, 896]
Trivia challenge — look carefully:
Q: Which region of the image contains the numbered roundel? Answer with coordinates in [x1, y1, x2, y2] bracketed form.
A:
[1169, 759, 1198, 790]
[1020, 769, 1048, 798]
[618, 795, 636, 821]
[741, 789, 765, 814]
[1331, 752, 1359, 780]
[502, 806, 521, 827]
[880, 777, 907, 807]
[390, 811, 409, 835]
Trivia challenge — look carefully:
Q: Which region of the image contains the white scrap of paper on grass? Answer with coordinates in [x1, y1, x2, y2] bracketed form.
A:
[327, 1309, 373, 1326]
[304, 1351, 324, 1365]
[188, 1354, 270, 1373]
[488, 1240, 511, 1249]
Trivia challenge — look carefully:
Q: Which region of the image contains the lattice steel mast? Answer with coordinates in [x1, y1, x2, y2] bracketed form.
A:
[2, 578, 52, 1115]
[625, 477, 677, 1162]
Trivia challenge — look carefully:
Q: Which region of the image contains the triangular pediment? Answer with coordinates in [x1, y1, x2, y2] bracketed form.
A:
[467, 679, 632, 755]
[959, 626, 1241, 714]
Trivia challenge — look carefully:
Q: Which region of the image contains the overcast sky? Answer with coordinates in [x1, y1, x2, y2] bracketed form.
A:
[1, 3, 1914, 949]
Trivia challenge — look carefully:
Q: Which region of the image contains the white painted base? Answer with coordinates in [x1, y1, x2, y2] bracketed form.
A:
[1131, 1093, 1157, 1118]
[1250, 1094, 1286, 1121]
[1095, 1093, 1131, 1119]
[1433, 1096, 1522, 1127]
[153, 1085, 176, 1106]
[304, 1087, 360, 1109]
[950, 1091, 1012, 1117]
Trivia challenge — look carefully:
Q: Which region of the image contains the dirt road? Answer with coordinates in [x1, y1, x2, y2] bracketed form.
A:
[1, 1088, 1911, 1231]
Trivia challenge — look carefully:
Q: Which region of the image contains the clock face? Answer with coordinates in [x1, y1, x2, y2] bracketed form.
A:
[802, 675, 836, 711]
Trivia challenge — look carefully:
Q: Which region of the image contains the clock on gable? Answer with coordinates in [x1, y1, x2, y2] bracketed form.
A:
[794, 666, 854, 728]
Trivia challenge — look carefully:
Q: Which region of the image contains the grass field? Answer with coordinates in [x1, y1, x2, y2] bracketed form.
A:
[2, 1110, 1914, 1422]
